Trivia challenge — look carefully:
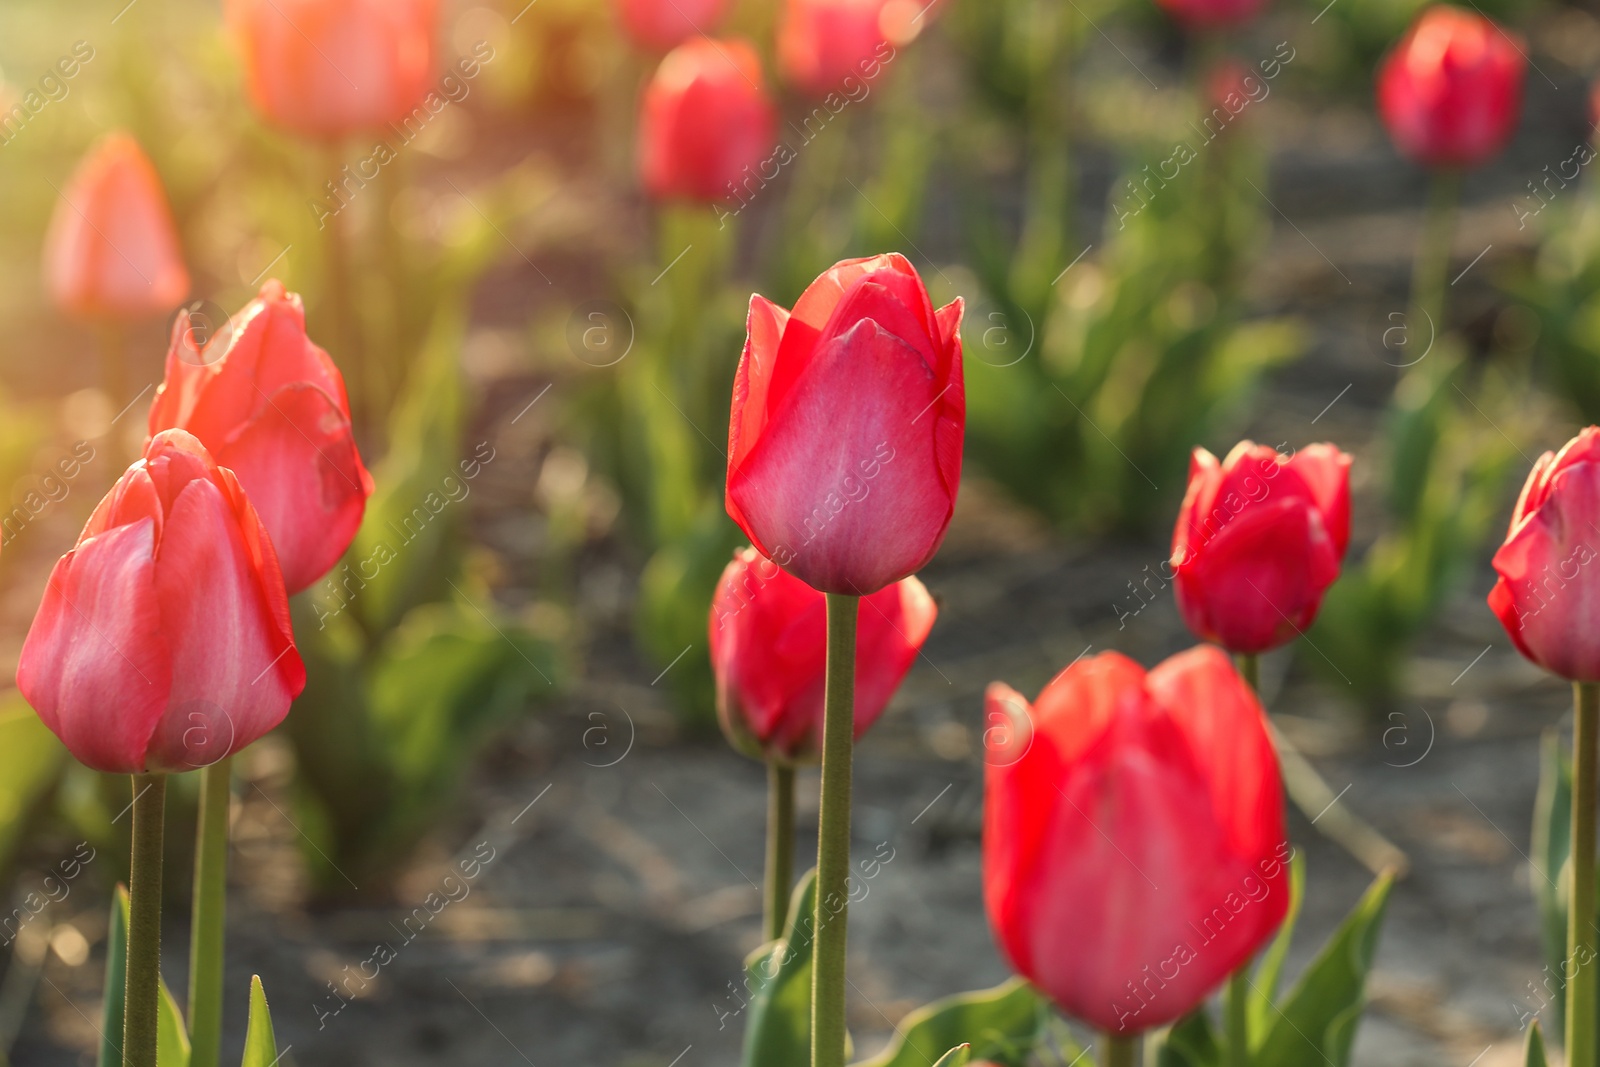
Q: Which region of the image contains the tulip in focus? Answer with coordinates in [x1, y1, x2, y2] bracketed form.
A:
[1171, 441, 1351, 655]
[778, 0, 917, 98]
[18, 430, 306, 775]
[709, 546, 937, 763]
[225, 0, 438, 140]
[984, 647, 1289, 1033]
[1489, 427, 1600, 680]
[147, 280, 373, 594]
[616, 0, 731, 52]
[639, 38, 778, 203]
[43, 132, 189, 320]
[726, 254, 964, 595]
[1377, 6, 1525, 169]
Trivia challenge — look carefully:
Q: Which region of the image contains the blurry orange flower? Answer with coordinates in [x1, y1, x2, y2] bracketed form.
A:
[42, 132, 189, 321]
[226, 0, 439, 141]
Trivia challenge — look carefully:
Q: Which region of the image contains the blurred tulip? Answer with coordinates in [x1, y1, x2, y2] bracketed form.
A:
[18, 430, 306, 775]
[1377, 6, 1524, 169]
[1171, 441, 1351, 655]
[709, 546, 937, 763]
[42, 133, 189, 321]
[983, 647, 1289, 1034]
[616, 0, 731, 52]
[1153, 0, 1265, 30]
[726, 254, 964, 596]
[639, 38, 778, 203]
[1489, 427, 1600, 680]
[147, 280, 373, 594]
[778, 0, 915, 98]
[226, 0, 438, 140]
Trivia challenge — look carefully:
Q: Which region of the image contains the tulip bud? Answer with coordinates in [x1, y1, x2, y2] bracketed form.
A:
[1490, 427, 1600, 681]
[709, 547, 936, 763]
[616, 0, 731, 52]
[778, 0, 918, 98]
[1171, 441, 1351, 655]
[983, 647, 1289, 1034]
[1377, 6, 1525, 170]
[147, 280, 373, 594]
[726, 254, 965, 596]
[18, 430, 306, 775]
[638, 38, 778, 204]
[42, 133, 190, 321]
[225, 0, 439, 141]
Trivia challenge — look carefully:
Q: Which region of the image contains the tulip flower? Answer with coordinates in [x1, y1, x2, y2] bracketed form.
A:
[709, 546, 937, 764]
[638, 38, 778, 204]
[147, 280, 373, 595]
[1377, 6, 1525, 170]
[983, 647, 1289, 1037]
[726, 254, 964, 596]
[616, 0, 731, 52]
[225, 0, 438, 140]
[1171, 441, 1351, 655]
[778, 0, 912, 98]
[18, 430, 306, 775]
[42, 132, 189, 321]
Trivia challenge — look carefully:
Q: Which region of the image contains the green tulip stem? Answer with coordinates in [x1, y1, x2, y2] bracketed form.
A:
[1102, 1033, 1137, 1067]
[187, 755, 232, 1067]
[1570, 681, 1599, 1067]
[765, 761, 796, 943]
[320, 141, 369, 427]
[124, 774, 166, 1067]
[1228, 653, 1261, 1067]
[812, 592, 859, 1067]
[1236, 652, 1260, 693]
[94, 323, 130, 467]
[1407, 169, 1460, 369]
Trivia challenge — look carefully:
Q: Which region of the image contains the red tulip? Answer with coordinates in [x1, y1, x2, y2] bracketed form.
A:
[709, 546, 936, 763]
[1490, 427, 1600, 681]
[18, 430, 306, 775]
[616, 0, 731, 52]
[1377, 6, 1524, 169]
[1171, 441, 1351, 655]
[778, 0, 911, 98]
[726, 254, 964, 596]
[147, 280, 372, 595]
[638, 38, 778, 203]
[983, 647, 1289, 1034]
[42, 133, 189, 321]
[225, 0, 438, 141]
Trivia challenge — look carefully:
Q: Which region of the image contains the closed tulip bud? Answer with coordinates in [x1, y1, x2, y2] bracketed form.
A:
[638, 38, 778, 204]
[1377, 6, 1524, 170]
[983, 647, 1289, 1034]
[18, 430, 306, 775]
[778, 0, 919, 98]
[1490, 427, 1600, 680]
[147, 280, 373, 594]
[726, 254, 964, 595]
[225, 0, 439, 141]
[616, 0, 731, 52]
[709, 547, 936, 763]
[43, 133, 190, 321]
[1171, 441, 1351, 655]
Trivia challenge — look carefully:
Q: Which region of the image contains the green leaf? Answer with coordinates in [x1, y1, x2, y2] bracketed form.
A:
[851, 978, 1048, 1067]
[240, 976, 280, 1067]
[1532, 728, 1574, 1035]
[742, 870, 818, 1067]
[1524, 1020, 1549, 1067]
[1247, 852, 1306, 1045]
[1153, 1007, 1220, 1067]
[930, 1045, 971, 1067]
[158, 982, 190, 1067]
[100, 887, 190, 1067]
[1254, 871, 1394, 1067]
[0, 697, 66, 874]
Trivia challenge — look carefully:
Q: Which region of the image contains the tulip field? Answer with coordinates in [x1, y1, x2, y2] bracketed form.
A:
[5, 0, 1600, 1064]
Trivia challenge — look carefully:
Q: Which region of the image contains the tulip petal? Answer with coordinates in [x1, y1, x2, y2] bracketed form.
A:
[142, 477, 304, 772]
[17, 521, 172, 774]
[727, 294, 792, 488]
[216, 383, 371, 593]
